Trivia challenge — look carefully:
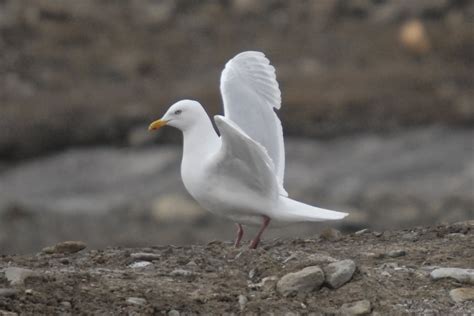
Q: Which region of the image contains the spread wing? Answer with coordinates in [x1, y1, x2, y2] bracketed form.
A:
[220, 51, 287, 196]
[212, 115, 280, 200]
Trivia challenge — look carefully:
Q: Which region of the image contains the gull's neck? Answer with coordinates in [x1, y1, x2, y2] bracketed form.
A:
[181, 115, 220, 165]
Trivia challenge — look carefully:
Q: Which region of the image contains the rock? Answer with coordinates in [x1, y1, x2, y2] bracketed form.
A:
[170, 269, 193, 277]
[399, 19, 431, 55]
[431, 268, 474, 284]
[276, 266, 325, 297]
[168, 310, 180, 316]
[340, 300, 372, 315]
[0, 311, 18, 316]
[128, 261, 152, 269]
[60, 301, 72, 309]
[324, 260, 356, 289]
[449, 288, 474, 303]
[126, 297, 147, 306]
[354, 229, 369, 236]
[42, 241, 86, 254]
[130, 252, 160, 261]
[3, 267, 36, 285]
[387, 250, 406, 258]
[320, 228, 343, 241]
[151, 194, 204, 223]
[249, 276, 279, 291]
[238, 294, 248, 311]
[0, 288, 18, 297]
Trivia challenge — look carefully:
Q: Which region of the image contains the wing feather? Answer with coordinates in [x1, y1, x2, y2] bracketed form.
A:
[220, 51, 287, 196]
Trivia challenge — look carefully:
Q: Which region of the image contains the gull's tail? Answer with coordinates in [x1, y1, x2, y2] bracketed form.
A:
[274, 196, 348, 222]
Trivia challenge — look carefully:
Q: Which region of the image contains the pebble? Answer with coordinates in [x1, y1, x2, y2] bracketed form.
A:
[340, 300, 372, 315]
[354, 229, 369, 236]
[238, 294, 248, 311]
[276, 266, 325, 297]
[126, 297, 147, 306]
[430, 268, 474, 284]
[248, 276, 279, 291]
[449, 288, 474, 303]
[387, 250, 407, 258]
[168, 310, 180, 316]
[0, 311, 18, 316]
[320, 228, 343, 241]
[0, 288, 18, 298]
[42, 241, 86, 254]
[60, 301, 72, 309]
[128, 261, 152, 269]
[3, 267, 36, 286]
[130, 252, 160, 261]
[323, 260, 356, 289]
[170, 269, 193, 277]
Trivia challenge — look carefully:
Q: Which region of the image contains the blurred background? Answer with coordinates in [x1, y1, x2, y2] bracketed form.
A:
[0, 0, 472, 254]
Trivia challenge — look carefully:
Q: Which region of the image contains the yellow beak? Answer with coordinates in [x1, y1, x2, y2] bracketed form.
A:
[148, 119, 169, 131]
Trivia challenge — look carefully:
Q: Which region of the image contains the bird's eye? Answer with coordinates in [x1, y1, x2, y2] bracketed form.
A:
[174, 110, 182, 115]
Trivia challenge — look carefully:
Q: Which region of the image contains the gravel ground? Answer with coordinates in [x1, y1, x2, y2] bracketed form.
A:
[0, 221, 472, 314]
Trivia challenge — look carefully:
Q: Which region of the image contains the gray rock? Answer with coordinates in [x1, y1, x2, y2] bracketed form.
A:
[248, 276, 278, 291]
[449, 288, 474, 303]
[130, 252, 160, 261]
[276, 266, 325, 297]
[60, 301, 72, 309]
[324, 260, 356, 289]
[128, 261, 152, 269]
[168, 310, 180, 316]
[4, 267, 35, 285]
[0, 288, 18, 297]
[238, 294, 248, 311]
[126, 297, 147, 306]
[42, 241, 86, 254]
[354, 229, 369, 236]
[0, 310, 18, 316]
[387, 250, 406, 258]
[430, 268, 474, 284]
[170, 269, 193, 277]
[340, 300, 372, 315]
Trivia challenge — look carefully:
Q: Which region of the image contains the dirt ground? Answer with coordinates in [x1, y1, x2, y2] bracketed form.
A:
[0, 221, 472, 315]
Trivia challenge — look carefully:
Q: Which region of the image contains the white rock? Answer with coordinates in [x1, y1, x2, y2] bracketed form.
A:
[340, 300, 372, 315]
[128, 261, 152, 269]
[0, 310, 18, 316]
[430, 268, 474, 284]
[130, 252, 160, 261]
[324, 260, 356, 289]
[449, 288, 474, 303]
[3, 267, 36, 285]
[276, 266, 324, 297]
[126, 297, 147, 306]
[168, 310, 180, 316]
[238, 294, 248, 311]
[387, 250, 406, 258]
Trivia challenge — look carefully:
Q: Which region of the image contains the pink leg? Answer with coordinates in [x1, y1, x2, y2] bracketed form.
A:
[249, 216, 271, 249]
[234, 223, 244, 248]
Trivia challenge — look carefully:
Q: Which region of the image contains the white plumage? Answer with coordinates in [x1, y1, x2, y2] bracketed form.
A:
[149, 51, 348, 248]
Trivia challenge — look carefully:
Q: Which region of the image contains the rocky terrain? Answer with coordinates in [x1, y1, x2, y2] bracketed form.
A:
[0, 221, 473, 314]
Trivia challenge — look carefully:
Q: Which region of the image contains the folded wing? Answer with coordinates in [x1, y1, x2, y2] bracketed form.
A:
[220, 51, 287, 196]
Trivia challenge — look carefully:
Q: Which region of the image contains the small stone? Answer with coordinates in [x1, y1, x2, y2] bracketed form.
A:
[24, 289, 33, 295]
[449, 288, 474, 303]
[59, 258, 70, 265]
[128, 261, 152, 269]
[170, 269, 193, 277]
[340, 300, 372, 315]
[373, 231, 383, 237]
[0, 288, 18, 297]
[126, 297, 147, 306]
[324, 260, 356, 289]
[276, 266, 325, 297]
[168, 310, 180, 316]
[4, 267, 36, 285]
[60, 301, 72, 309]
[249, 276, 279, 291]
[387, 250, 406, 258]
[399, 19, 431, 55]
[238, 294, 248, 311]
[0, 311, 18, 316]
[130, 252, 160, 261]
[431, 268, 474, 284]
[354, 229, 369, 236]
[42, 241, 86, 254]
[320, 228, 343, 241]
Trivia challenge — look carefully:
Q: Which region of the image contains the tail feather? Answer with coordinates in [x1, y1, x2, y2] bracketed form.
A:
[274, 196, 348, 222]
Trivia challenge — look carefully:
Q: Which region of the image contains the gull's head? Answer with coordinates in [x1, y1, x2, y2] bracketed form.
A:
[148, 99, 205, 132]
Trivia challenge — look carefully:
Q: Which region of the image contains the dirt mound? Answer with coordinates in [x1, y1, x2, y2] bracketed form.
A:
[0, 221, 472, 314]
